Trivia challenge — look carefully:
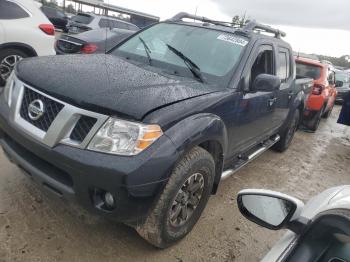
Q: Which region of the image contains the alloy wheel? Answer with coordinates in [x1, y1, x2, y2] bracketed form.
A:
[0, 55, 23, 80]
[169, 173, 205, 227]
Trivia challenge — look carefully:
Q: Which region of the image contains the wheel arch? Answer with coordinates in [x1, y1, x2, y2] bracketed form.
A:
[0, 42, 37, 57]
[288, 91, 304, 128]
[165, 113, 228, 195]
[198, 140, 224, 194]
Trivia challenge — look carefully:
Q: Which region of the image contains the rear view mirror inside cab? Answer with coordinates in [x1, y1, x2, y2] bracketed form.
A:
[237, 189, 306, 231]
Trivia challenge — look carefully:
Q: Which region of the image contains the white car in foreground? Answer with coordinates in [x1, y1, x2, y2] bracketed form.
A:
[0, 0, 55, 85]
[238, 186, 350, 262]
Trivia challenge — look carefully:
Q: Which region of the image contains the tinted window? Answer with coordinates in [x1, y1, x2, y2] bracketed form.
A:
[71, 14, 93, 24]
[114, 23, 248, 84]
[250, 47, 274, 88]
[115, 21, 129, 30]
[41, 6, 55, 16]
[278, 50, 290, 82]
[99, 19, 131, 30]
[98, 19, 120, 28]
[296, 62, 322, 80]
[55, 9, 66, 18]
[98, 18, 109, 28]
[0, 0, 29, 19]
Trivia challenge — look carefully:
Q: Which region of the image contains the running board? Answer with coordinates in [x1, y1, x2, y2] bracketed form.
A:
[221, 135, 280, 181]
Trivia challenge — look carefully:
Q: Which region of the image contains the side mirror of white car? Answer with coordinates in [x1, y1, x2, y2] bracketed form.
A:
[237, 189, 309, 233]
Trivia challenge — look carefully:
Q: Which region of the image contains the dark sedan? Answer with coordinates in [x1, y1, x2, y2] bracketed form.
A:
[55, 28, 135, 55]
[40, 6, 68, 31]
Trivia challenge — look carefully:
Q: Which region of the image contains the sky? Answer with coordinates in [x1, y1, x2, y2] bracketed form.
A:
[66, 0, 350, 57]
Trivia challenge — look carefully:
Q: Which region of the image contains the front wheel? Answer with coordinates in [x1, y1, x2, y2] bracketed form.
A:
[273, 109, 300, 152]
[136, 146, 215, 248]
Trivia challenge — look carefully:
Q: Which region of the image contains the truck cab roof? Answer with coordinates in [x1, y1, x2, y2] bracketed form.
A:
[167, 12, 290, 47]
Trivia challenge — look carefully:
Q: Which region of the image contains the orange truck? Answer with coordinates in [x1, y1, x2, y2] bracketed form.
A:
[295, 57, 337, 131]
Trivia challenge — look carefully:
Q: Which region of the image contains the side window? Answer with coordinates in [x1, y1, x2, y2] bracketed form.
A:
[56, 10, 65, 18]
[99, 19, 109, 28]
[115, 21, 129, 30]
[250, 46, 274, 88]
[43, 7, 55, 17]
[328, 71, 335, 84]
[0, 0, 29, 19]
[277, 49, 291, 83]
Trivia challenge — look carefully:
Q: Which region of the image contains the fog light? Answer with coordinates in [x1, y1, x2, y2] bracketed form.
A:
[104, 192, 115, 207]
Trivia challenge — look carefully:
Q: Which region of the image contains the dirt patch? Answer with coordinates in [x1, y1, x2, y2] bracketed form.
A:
[1, 106, 349, 261]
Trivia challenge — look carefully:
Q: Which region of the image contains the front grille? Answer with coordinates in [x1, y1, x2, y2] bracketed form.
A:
[20, 87, 64, 132]
[70, 116, 97, 143]
[57, 39, 82, 54]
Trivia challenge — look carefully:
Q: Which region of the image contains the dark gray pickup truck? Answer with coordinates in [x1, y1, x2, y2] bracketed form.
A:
[0, 13, 312, 248]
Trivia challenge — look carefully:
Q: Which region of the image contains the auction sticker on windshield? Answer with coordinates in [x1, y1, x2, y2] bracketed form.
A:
[217, 34, 248, 46]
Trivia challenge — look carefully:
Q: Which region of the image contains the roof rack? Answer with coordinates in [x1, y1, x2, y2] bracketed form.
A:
[168, 12, 235, 28]
[243, 20, 286, 38]
[168, 12, 286, 38]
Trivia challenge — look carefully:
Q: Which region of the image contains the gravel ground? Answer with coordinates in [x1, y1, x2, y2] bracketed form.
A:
[1, 106, 350, 262]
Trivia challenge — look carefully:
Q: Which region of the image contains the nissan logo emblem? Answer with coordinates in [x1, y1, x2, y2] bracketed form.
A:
[28, 99, 45, 121]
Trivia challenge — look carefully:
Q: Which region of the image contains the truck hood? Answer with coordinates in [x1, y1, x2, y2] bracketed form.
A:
[16, 54, 222, 120]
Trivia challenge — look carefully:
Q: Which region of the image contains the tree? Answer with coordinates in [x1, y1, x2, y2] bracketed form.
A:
[231, 13, 248, 27]
[317, 54, 350, 68]
[232, 15, 240, 24]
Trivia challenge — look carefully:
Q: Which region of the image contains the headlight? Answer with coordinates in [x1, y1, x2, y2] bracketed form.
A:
[3, 71, 15, 107]
[88, 118, 163, 156]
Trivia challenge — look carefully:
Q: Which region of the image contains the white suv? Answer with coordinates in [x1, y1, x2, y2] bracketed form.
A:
[67, 12, 139, 34]
[0, 0, 55, 85]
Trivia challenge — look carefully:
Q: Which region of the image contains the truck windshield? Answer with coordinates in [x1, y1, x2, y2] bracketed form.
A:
[296, 62, 322, 80]
[111, 23, 248, 85]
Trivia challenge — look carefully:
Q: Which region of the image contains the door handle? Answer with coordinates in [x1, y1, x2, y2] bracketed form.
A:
[268, 97, 277, 107]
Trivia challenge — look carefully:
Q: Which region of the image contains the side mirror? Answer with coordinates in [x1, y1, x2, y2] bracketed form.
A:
[237, 189, 306, 232]
[252, 74, 281, 92]
[335, 80, 343, 88]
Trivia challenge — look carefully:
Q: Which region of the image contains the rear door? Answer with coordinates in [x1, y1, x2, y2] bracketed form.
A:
[273, 46, 294, 128]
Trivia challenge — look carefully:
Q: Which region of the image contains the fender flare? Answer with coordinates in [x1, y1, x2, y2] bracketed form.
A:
[165, 113, 228, 193]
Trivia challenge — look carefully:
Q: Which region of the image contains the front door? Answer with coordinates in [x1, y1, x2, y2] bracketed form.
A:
[227, 43, 278, 158]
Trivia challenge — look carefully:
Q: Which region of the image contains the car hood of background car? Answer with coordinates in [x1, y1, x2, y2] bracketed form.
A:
[16, 54, 223, 120]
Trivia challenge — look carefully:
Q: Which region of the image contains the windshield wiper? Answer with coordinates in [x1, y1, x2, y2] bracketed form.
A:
[166, 44, 205, 83]
[139, 37, 152, 65]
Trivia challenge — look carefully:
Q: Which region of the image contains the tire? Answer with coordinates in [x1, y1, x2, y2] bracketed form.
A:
[308, 107, 324, 132]
[273, 109, 300, 152]
[322, 103, 333, 119]
[136, 146, 215, 248]
[0, 48, 28, 86]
